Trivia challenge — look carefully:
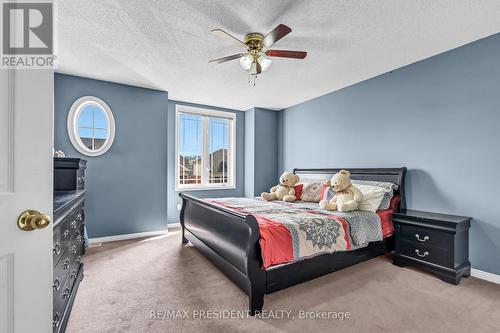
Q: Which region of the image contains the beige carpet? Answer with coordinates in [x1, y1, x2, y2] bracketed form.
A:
[67, 230, 500, 333]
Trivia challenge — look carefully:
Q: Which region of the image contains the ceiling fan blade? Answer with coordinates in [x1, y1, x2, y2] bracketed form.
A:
[265, 50, 307, 59]
[261, 24, 292, 48]
[211, 29, 247, 48]
[208, 54, 245, 64]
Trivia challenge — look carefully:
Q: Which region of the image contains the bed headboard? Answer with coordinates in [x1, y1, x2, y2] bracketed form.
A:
[293, 167, 407, 212]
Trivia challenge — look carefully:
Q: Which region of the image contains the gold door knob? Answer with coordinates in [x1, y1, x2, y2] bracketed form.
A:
[17, 210, 51, 231]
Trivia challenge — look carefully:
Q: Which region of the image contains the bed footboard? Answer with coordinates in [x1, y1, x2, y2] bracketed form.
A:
[179, 193, 266, 314]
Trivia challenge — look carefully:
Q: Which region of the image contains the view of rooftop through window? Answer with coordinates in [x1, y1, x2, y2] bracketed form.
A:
[178, 111, 232, 186]
[77, 103, 109, 151]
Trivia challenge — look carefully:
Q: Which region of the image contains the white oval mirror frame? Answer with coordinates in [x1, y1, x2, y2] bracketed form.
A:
[67, 96, 116, 157]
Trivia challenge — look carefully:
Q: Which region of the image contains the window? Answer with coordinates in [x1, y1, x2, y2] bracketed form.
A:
[176, 106, 235, 190]
[67, 96, 116, 156]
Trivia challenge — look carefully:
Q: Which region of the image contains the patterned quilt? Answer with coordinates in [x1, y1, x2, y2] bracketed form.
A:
[206, 197, 384, 268]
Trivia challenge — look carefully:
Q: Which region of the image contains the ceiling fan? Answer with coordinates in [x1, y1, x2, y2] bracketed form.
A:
[209, 24, 307, 79]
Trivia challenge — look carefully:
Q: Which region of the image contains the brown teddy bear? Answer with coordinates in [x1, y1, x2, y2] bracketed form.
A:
[319, 170, 363, 212]
[261, 171, 300, 202]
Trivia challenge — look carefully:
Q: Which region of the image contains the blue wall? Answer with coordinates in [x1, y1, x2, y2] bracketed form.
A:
[279, 33, 500, 275]
[167, 100, 245, 223]
[244, 108, 255, 197]
[245, 108, 279, 196]
[54, 74, 168, 238]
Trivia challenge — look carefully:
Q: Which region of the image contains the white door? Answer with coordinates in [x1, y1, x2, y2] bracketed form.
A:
[0, 70, 54, 333]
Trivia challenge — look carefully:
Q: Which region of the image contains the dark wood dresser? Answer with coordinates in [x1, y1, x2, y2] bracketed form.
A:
[53, 158, 87, 332]
[392, 209, 471, 285]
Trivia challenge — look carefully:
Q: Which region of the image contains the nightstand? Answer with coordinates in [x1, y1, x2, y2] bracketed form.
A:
[392, 209, 472, 285]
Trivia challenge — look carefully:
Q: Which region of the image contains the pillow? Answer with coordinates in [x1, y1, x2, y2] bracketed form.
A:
[378, 190, 394, 210]
[320, 184, 334, 201]
[352, 179, 398, 210]
[351, 179, 398, 190]
[388, 195, 401, 212]
[319, 184, 391, 212]
[356, 184, 392, 212]
[294, 184, 304, 199]
[300, 182, 324, 202]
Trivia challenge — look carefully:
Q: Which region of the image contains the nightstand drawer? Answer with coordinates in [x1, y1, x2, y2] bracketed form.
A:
[398, 224, 452, 249]
[397, 240, 450, 267]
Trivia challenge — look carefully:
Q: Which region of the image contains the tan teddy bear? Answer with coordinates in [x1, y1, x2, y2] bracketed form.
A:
[261, 171, 300, 202]
[319, 170, 363, 212]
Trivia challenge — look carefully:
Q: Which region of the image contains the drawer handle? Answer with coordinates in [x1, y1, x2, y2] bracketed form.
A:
[70, 245, 78, 254]
[415, 249, 429, 258]
[76, 213, 83, 222]
[70, 220, 77, 229]
[53, 278, 60, 291]
[76, 235, 82, 243]
[53, 312, 60, 327]
[53, 243, 60, 255]
[415, 234, 429, 242]
[62, 258, 70, 269]
[63, 230, 70, 238]
[62, 287, 70, 299]
[70, 269, 77, 279]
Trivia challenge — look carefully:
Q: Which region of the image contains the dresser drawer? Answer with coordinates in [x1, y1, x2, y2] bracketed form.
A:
[398, 224, 452, 249]
[53, 253, 71, 296]
[53, 223, 71, 266]
[68, 208, 84, 233]
[68, 257, 82, 295]
[67, 265, 80, 292]
[68, 246, 83, 290]
[58, 276, 72, 307]
[69, 228, 84, 256]
[397, 239, 451, 267]
[52, 236, 68, 266]
[53, 276, 71, 332]
[52, 301, 63, 332]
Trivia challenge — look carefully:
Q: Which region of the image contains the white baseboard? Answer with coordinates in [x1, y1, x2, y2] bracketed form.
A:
[471, 268, 500, 284]
[168, 222, 181, 229]
[88, 229, 168, 244]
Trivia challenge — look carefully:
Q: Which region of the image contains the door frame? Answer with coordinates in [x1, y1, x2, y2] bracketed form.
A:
[1, 70, 15, 332]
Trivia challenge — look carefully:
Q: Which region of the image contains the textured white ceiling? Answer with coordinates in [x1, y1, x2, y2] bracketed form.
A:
[57, 0, 500, 111]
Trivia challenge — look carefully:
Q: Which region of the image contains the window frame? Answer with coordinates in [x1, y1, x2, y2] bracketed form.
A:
[175, 105, 236, 191]
[67, 96, 116, 157]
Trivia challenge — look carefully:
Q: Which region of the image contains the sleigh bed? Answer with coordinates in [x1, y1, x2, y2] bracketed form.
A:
[179, 168, 407, 315]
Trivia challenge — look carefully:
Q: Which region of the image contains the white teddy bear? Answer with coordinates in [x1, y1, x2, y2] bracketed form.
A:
[261, 171, 300, 202]
[319, 170, 363, 212]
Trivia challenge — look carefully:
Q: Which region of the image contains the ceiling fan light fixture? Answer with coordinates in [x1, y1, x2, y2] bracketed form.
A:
[249, 61, 258, 75]
[239, 54, 253, 71]
[210, 24, 306, 83]
[257, 54, 272, 72]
